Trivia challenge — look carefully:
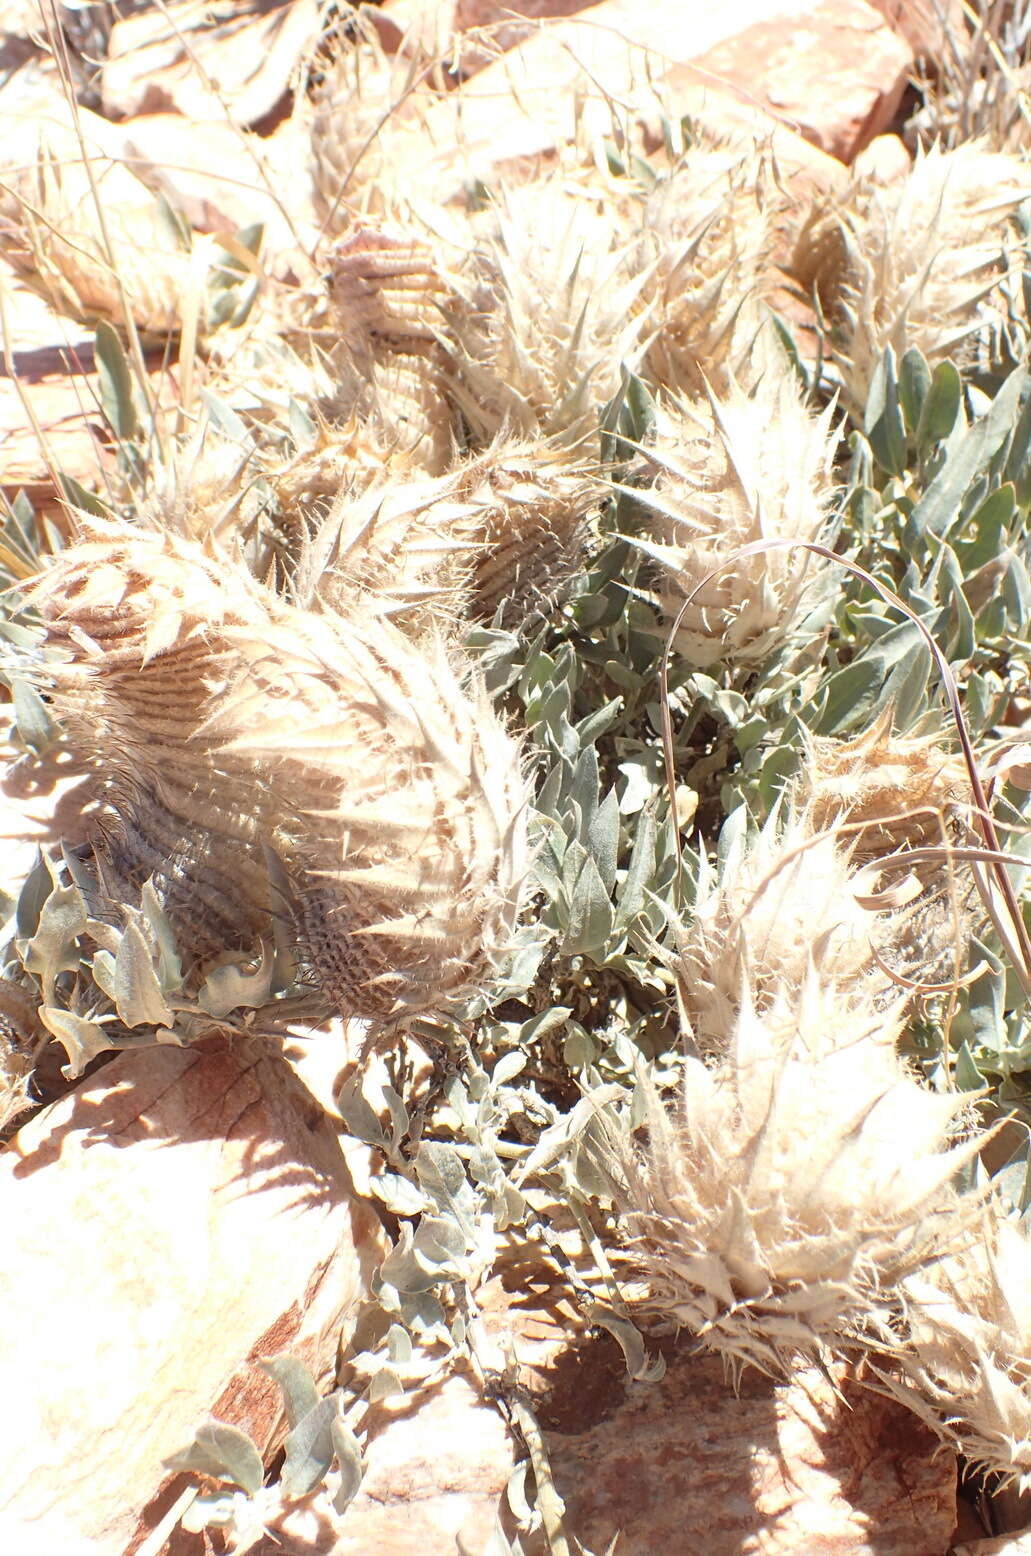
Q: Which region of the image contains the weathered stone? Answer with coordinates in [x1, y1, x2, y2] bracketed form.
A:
[0, 1038, 383, 1556]
[688, 0, 914, 163]
[102, 0, 321, 126]
[853, 131, 912, 182]
[868, 0, 966, 62]
[954, 1536, 1031, 1556]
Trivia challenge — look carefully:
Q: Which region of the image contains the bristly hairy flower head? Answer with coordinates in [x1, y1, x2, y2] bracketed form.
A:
[637, 139, 779, 398]
[678, 804, 899, 1056]
[633, 367, 837, 668]
[444, 176, 648, 446]
[796, 711, 971, 864]
[802, 141, 1031, 411]
[879, 1214, 1031, 1485]
[0, 130, 195, 336]
[295, 437, 604, 632]
[28, 522, 529, 1029]
[607, 983, 981, 1377]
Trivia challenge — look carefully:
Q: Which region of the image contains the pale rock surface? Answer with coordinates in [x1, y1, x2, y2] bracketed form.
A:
[408, 1, 850, 205]
[102, 0, 321, 125]
[0, 1038, 384, 1556]
[853, 131, 912, 183]
[688, 0, 914, 163]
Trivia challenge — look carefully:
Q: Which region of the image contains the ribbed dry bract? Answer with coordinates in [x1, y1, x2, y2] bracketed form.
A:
[296, 437, 601, 631]
[883, 1215, 1031, 1484]
[796, 142, 1031, 409]
[635, 368, 837, 668]
[610, 984, 980, 1375]
[29, 522, 528, 1026]
[444, 177, 647, 445]
[0, 129, 194, 335]
[319, 224, 458, 474]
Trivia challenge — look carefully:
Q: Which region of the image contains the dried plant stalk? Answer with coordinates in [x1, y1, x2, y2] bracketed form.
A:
[29, 522, 528, 1026]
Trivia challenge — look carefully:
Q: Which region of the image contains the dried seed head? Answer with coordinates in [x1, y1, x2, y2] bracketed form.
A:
[296, 437, 603, 631]
[679, 805, 900, 1056]
[796, 712, 971, 864]
[638, 142, 778, 397]
[29, 522, 529, 1027]
[803, 142, 1031, 409]
[882, 1215, 1031, 1484]
[0, 132, 195, 335]
[636, 368, 837, 667]
[608, 983, 980, 1377]
[444, 177, 647, 445]
[310, 26, 439, 232]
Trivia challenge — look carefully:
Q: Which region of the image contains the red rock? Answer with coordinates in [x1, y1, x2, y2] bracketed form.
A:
[0, 1038, 383, 1556]
[869, 0, 966, 62]
[688, 0, 914, 163]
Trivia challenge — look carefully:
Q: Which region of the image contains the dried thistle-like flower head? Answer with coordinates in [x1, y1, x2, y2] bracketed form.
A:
[0, 132, 195, 335]
[297, 437, 602, 631]
[29, 522, 528, 1027]
[796, 712, 971, 863]
[444, 177, 647, 445]
[634, 368, 837, 668]
[638, 140, 778, 397]
[678, 806, 891, 1055]
[609, 984, 980, 1376]
[804, 142, 1031, 410]
[882, 1214, 1031, 1484]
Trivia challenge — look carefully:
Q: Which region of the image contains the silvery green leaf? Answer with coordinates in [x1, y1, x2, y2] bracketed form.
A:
[878, 636, 931, 728]
[257, 1356, 319, 1430]
[492, 1050, 528, 1086]
[370, 1170, 427, 1215]
[588, 788, 620, 896]
[910, 366, 1024, 539]
[416, 1141, 480, 1237]
[197, 943, 273, 1018]
[864, 346, 906, 476]
[331, 1419, 365, 1513]
[379, 1224, 439, 1293]
[113, 921, 174, 1027]
[11, 678, 57, 753]
[513, 1087, 623, 1185]
[386, 1323, 413, 1364]
[367, 1366, 404, 1403]
[40, 1006, 113, 1078]
[15, 849, 51, 940]
[898, 346, 931, 435]
[165, 1420, 264, 1494]
[280, 1393, 339, 1497]
[563, 854, 613, 956]
[915, 359, 961, 451]
[380, 1081, 410, 1148]
[515, 1006, 571, 1047]
[616, 812, 656, 927]
[955, 1041, 986, 1091]
[140, 880, 183, 990]
[94, 321, 138, 443]
[413, 1213, 467, 1269]
[337, 1079, 387, 1147]
[20, 880, 86, 1001]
